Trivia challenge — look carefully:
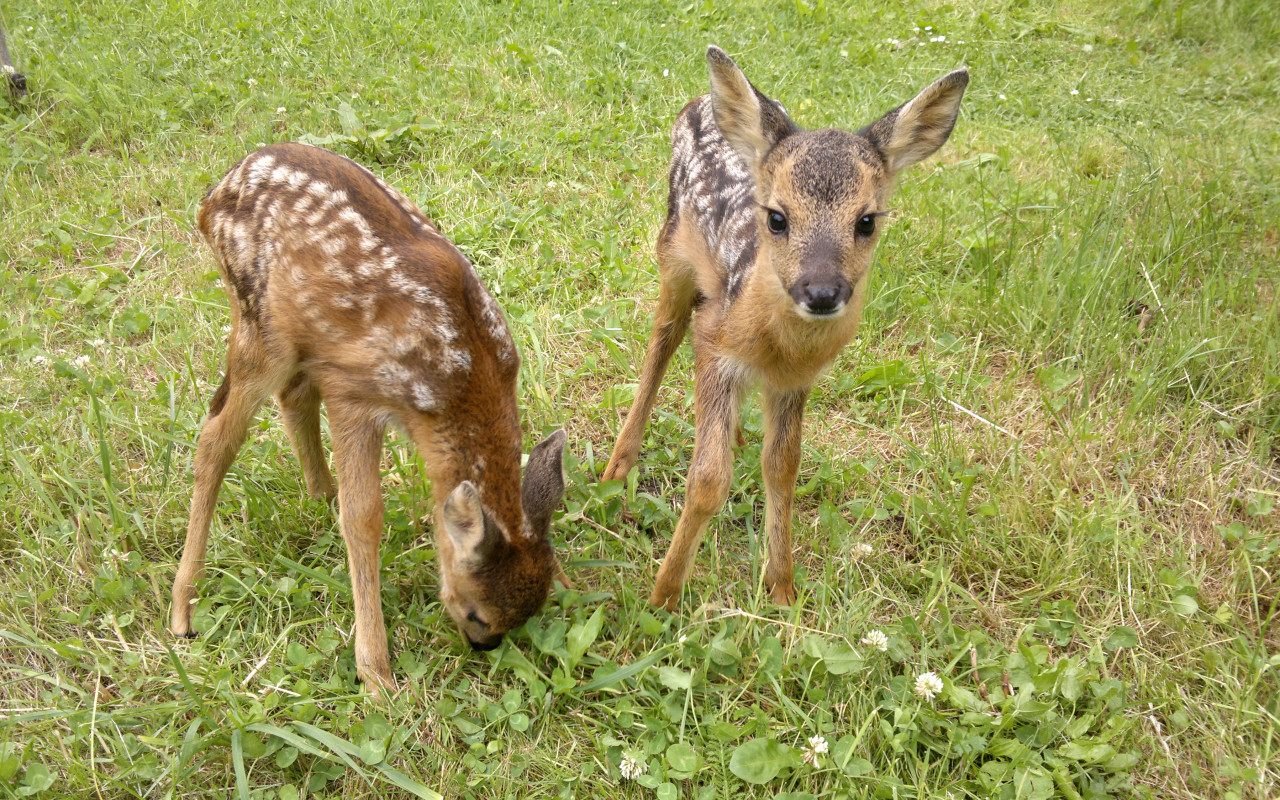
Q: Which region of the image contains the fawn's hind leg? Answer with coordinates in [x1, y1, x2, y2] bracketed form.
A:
[603, 221, 698, 483]
[171, 332, 292, 636]
[278, 371, 337, 502]
[326, 402, 395, 691]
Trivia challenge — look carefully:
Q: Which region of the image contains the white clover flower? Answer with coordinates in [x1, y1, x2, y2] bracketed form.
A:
[853, 542, 874, 560]
[802, 734, 828, 767]
[1070, 88, 1080, 96]
[276, 106, 286, 114]
[663, 69, 669, 77]
[678, 634, 688, 644]
[998, 93, 1008, 100]
[619, 753, 647, 780]
[914, 671, 944, 701]
[2, 64, 15, 77]
[31, 355, 50, 367]
[89, 338, 106, 349]
[861, 629, 889, 652]
[74, 354, 92, 369]
[247, 78, 258, 87]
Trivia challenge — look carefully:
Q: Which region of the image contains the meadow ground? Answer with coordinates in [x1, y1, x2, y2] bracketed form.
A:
[1, 0, 1278, 797]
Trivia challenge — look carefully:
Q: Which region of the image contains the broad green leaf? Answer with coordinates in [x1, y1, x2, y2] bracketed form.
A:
[658, 666, 692, 691]
[1170, 595, 1198, 616]
[710, 636, 741, 666]
[729, 739, 796, 784]
[821, 641, 863, 675]
[830, 736, 873, 777]
[666, 742, 699, 773]
[567, 606, 605, 666]
[757, 636, 784, 679]
[359, 738, 386, 765]
[1103, 626, 1138, 651]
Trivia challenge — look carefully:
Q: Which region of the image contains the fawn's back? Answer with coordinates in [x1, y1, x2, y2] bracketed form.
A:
[198, 143, 517, 421]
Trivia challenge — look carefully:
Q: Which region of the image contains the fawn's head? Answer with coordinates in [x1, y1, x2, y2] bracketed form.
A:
[436, 430, 567, 650]
[705, 46, 968, 319]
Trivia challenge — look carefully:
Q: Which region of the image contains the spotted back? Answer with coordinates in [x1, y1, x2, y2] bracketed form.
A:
[199, 143, 517, 415]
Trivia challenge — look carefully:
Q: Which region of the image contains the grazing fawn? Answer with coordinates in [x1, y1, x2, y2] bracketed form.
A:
[603, 47, 969, 609]
[171, 143, 569, 690]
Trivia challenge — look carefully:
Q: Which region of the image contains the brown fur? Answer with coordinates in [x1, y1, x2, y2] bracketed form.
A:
[170, 143, 569, 690]
[603, 47, 969, 609]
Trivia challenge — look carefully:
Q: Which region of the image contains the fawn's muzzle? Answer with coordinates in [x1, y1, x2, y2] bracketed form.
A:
[468, 633, 504, 652]
[791, 275, 851, 317]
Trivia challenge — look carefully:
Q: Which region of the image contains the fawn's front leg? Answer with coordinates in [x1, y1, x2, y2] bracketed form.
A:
[650, 355, 742, 610]
[761, 385, 809, 606]
[602, 228, 697, 483]
[328, 405, 395, 692]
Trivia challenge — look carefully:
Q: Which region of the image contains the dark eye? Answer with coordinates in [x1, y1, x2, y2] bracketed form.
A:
[766, 210, 788, 234]
[856, 214, 877, 236]
[466, 611, 487, 628]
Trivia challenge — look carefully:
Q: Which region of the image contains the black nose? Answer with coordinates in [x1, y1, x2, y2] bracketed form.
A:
[791, 276, 851, 315]
[468, 634, 504, 652]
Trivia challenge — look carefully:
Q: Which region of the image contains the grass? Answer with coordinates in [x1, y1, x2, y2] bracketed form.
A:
[1, 0, 1278, 797]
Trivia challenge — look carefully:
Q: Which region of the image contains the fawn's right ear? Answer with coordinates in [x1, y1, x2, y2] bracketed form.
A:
[706, 46, 798, 174]
[522, 430, 567, 538]
[443, 481, 497, 567]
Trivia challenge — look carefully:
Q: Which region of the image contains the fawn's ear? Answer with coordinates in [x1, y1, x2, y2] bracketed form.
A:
[522, 430, 567, 538]
[443, 481, 498, 566]
[861, 69, 969, 174]
[706, 46, 798, 173]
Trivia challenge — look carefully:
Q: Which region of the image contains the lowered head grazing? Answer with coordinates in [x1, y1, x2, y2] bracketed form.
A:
[439, 430, 567, 651]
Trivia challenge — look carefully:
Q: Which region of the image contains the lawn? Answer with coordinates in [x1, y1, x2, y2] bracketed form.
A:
[1, 0, 1278, 797]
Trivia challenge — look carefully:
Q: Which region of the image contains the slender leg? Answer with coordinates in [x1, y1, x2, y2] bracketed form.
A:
[761, 386, 809, 606]
[171, 338, 283, 636]
[602, 224, 697, 483]
[277, 371, 336, 502]
[649, 351, 742, 610]
[328, 404, 394, 691]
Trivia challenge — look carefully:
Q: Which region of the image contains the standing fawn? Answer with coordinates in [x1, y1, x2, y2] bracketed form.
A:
[603, 47, 968, 609]
[171, 143, 569, 690]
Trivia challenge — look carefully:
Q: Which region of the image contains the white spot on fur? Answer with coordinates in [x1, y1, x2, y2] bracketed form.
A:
[411, 381, 436, 411]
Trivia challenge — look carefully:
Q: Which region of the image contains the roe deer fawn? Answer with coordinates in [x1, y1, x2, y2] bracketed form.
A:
[171, 143, 569, 690]
[603, 47, 968, 609]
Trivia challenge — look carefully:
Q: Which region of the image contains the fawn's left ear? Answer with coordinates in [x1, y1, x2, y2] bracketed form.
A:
[522, 430, 567, 538]
[443, 481, 501, 567]
[861, 68, 970, 174]
[706, 46, 798, 175]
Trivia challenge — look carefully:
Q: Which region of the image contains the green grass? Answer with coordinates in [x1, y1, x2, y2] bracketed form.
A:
[2, 0, 1278, 797]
